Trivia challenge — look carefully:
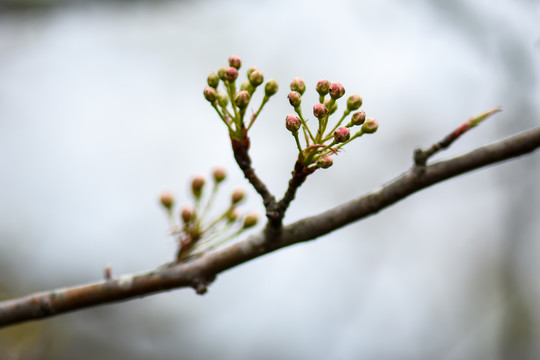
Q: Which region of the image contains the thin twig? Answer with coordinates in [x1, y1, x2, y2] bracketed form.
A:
[230, 129, 276, 208]
[414, 107, 502, 166]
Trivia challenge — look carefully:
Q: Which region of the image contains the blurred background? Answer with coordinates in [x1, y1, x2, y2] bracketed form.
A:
[0, 0, 539, 358]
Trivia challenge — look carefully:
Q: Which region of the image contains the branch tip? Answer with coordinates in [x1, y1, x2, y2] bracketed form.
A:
[414, 107, 503, 166]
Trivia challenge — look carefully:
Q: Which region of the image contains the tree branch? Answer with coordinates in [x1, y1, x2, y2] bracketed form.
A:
[1, 127, 539, 328]
[231, 131, 276, 208]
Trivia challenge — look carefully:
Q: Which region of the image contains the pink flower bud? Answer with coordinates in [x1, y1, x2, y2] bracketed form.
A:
[313, 103, 329, 119]
[316, 79, 331, 96]
[224, 67, 239, 82]
[265, 79, 279, 97]
[361, 118, 379, 134]
[234, 90, 250, 109]
[159, 191, 174, 210]
[228, 55, 242, 69]
[248, 69, 264, 87]
[290, 77, 306, 95]
[212, 167, 226, 183]
[316, 156, 333, 169]
[203, 87, 217, 103]
[287, 91, 302, 107]
[334, 127, 350, 143]
[242, 212, 258, 229]
[191, 175, 205, 198]
[247, 66, 257, 77]
[285, 114, 301, 132]
[231, 188, 245, 204]
[346, 95, 363, 111]
[181, 205, 194, 223]
[351, 110, 366, 126]
[207, 72, 219, 88]
[329, 82, 345, 99]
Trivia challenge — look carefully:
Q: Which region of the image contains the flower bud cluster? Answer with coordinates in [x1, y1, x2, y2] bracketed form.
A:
[160, 166, 258, 262]
[282, 78, 378, 170]
[204, 56, 279, 141]
[202, 58, 379, 204]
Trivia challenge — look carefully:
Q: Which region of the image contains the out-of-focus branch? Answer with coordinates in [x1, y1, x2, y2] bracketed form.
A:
[0, 127, 539, 328]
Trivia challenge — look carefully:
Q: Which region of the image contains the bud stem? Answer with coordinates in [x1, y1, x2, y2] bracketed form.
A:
[316, 117, 326, 144]
[292, 131, 305, 162]
[294, 107, 316, 144]
[238, 107, 247, 126]
[200, 182, 220, 222]
[319, 140, 337, 155]
[212, 103, 234, 132]
[166, 210, 175, 228]
[247, 96, 270, 131]
[201, 204, 235, 234]
[192, 222, 242, 256]
[225, 82, 241, 136]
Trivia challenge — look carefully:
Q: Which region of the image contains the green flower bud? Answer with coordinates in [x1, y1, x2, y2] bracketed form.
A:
[240, 81, 254, 94]
[264, 79, 279, 97]
[159, 192, 174, 211]
[191, 175, 205, 198]
[287, 91, 302, 107]
[207, 72, 219, 88]
[316, 79, 331, 96]
[285, 114, 301, 132]
[324, 99, 338, 115]
[217, 92, 229, 107]
[227, 207, 239, 222]
[242, 212, 258, 229]
[313, 103, 329, 119]
[212, 167, 226, 183]
[248, 69, 264, 87]
[316, 156, 333, 169]
[346, 95, 363, 111]
[228, 55, 242, 70]
[217, 67, 228, 81]
[203, 86, 217, 103]
[231, 188, 245, 204]
[247, 66, 258, 78]
[361, 118, 379, 134]
[334, 127, 350, 143]
[234, 90, 251, 109]
[329, 82, 345, 99]
[351, 110, 366, 126]
[290, 77, 306, 95]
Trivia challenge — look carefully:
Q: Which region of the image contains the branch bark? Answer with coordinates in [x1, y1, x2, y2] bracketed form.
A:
[1, 127, 539, 328]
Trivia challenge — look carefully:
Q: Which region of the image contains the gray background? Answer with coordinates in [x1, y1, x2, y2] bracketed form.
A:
[0, 0, 539, 359]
